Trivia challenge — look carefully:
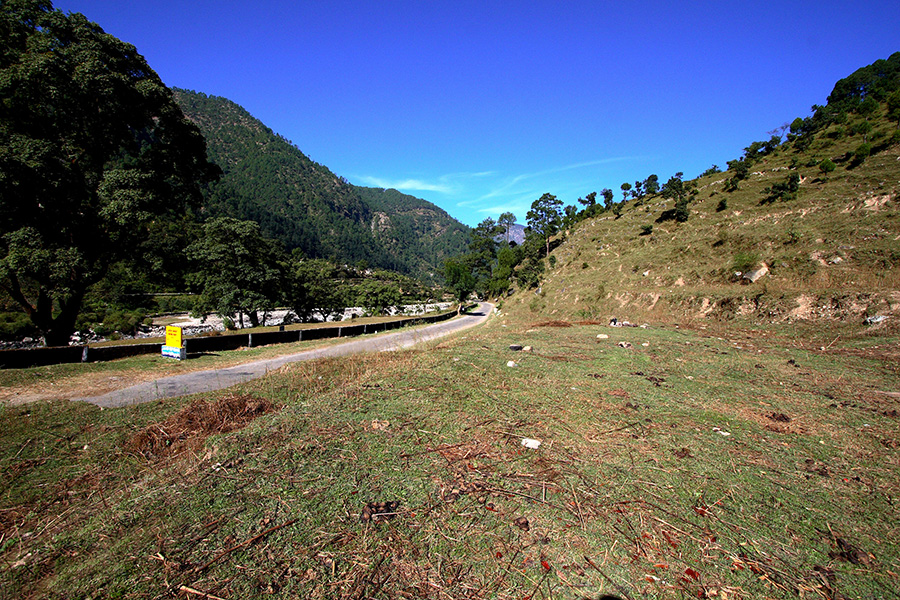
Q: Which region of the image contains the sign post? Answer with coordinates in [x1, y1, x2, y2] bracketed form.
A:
[162, 325, 186, 360]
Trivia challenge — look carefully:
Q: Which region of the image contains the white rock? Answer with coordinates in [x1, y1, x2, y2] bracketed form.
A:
[521, 438, 541, 449]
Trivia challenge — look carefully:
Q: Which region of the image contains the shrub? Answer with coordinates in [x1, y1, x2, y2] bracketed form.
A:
[640, 224, 653, 236]
[761, 173, 800, 204]
[0, 312, 38, 341]
[732, 251, 760, 274]
[819, 158, 836, 177]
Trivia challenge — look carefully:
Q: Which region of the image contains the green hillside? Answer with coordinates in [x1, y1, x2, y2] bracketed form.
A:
[173, 89, 469, 279]
[353, 186, 471, 280]
[504, 55, 900, 328]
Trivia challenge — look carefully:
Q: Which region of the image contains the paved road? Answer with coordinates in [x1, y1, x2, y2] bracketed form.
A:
[74, 303, 493, 408]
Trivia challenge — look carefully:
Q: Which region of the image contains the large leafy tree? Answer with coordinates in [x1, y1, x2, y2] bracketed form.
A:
[443, 258, 476, 308]
[0, 1, 218, 345]
[187, 218, 284, 328]
[287, 256, 349, 322]
[526, 193, 562, 258]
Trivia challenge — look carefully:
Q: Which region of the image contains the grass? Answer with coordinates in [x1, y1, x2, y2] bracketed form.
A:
[2, 313, 897, 599]
[0, 314, 457, 403]
[536, 122, 900, 326]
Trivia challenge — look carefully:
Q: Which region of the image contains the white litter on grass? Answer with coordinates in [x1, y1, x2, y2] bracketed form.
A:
[712, 427, 731, 437]
[507, 361, 517, 367]
[521, 438, 542, 449]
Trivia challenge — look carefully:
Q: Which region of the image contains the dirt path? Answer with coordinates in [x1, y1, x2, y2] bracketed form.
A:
[72, 303, 493, 408]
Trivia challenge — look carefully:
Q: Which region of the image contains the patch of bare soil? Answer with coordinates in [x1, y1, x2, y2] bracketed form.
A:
[126, 394, 274, 459]
[1, 369, 156, 405]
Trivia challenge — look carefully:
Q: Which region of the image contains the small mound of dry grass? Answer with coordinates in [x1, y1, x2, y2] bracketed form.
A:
[127, 394, 274, 458]
[530, 320, 573, 328]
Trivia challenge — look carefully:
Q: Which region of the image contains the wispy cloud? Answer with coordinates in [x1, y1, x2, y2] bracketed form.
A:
[358, 176, 454, 194]
[457, 156, 640, 213]
[357, 170, 496, 195]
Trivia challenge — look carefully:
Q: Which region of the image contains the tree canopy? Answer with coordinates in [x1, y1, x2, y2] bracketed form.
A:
[526, 193, 562, 258]
[0, 0, 218, 345]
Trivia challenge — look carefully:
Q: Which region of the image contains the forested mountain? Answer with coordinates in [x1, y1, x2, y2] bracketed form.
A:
[352, 186, 470, 280]
[173, 89, 469, 279]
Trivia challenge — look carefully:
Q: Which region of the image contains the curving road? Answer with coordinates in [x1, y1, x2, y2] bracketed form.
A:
[74, 302, 493, 408]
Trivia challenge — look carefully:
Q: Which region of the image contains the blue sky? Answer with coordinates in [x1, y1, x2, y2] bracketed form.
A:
[55, 1, 900, 226]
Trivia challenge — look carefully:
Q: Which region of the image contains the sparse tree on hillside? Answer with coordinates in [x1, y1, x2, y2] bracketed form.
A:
[601, 188, 614, 209]
[888, 90, 900, 128]
[620, 182, 632, 202]
[468, 218, 501, 293]
[562, 204, 579, 230]
[660, 173, 697, 223]
[0, 1, 218, 345]
[578, 191, 597, 208]
[498, 212, 517, 245]
[526, 193, 563, 258]
[644, 174, 660, 195]
[819, 158, 836, 178]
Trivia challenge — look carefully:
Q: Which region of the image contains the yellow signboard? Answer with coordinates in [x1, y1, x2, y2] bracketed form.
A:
[165, 326, 183, 349]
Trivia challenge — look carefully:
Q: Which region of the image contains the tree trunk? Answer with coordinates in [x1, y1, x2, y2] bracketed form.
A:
[41, 290, 85, 347]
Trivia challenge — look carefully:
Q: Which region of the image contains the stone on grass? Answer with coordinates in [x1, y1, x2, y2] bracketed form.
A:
[742, 263, 768, 283]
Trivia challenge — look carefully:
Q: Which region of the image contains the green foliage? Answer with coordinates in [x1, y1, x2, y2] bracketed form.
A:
[700, 164, 722, 177]
[853, 142, 872, 165]
[887, 90, 900, 127]
[732, 251, 760, 274]
[515, 236, 546, 289]
[286, 257, 349, 322]
[716, 197, 728, 212]
[443, 258, 476, 303]
[355, 279, 402, 316]
[0, 3, 217, 345]
[724, 159, 750, 191]
[353, 186, 471, 280]
[826, 51, 900, 112]
[640, 224, 653, 236]
[526, 193, 563, 258]
[674, 197, 691, 222]
[187, 217, 285, 327]
[487, 245, 521, 297]
[761, 173, 801, 204]
[0, 311, 37, 339]
[819, 158, 836, 177]
[658, 172, 697, 223]
[174, 90, 470, 281]
[601, 188, 615, 208]
[497, 212, 517, 245]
